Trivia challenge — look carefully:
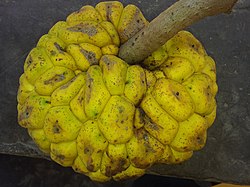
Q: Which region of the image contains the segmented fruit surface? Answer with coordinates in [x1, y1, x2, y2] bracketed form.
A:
[17, 1, 217, 182]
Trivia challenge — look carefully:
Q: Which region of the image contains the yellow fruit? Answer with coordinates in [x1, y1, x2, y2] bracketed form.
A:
[17, 1, 218, 182]
[84, 65, 110, 118]
[24, 47, 54, 84]
[28, 129, 51, 153]
[100, 144, 130, 177]
[66, 5, 103, 23]
[170, 113, 208, 152]
[101, 45, 119, 55]
[118, 4, 148, 43]
[160, 57, 195, 83]
[66, 43, 102, 71]
[126, 128, 165, 169]
[124, 65, 146, 105]
[51, 73, 86, 106]
[152, 78, 195, 121]
[99, 55, 128, 95]
[140, 93, 179, 145]
[98, 95, 135, 144]
[37, 34, 77, 70]
[143, 46, 168, 70]
[17, 74, 35, 104]
[43, 106, 83, 143]
[77, 120, 108, 172]
[18, 95, 51, 129]
[100, 21, 120, 46]
[58, 21, 112, 47]
[95, 1, 123, 29]
[50, 141, 77, 167]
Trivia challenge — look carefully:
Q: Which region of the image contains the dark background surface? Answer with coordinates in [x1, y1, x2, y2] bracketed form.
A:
[0, 0, 250, 185]
[0, 154, 213, 187]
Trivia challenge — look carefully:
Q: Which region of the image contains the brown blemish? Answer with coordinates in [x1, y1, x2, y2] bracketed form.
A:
[44, 73, 66, 85]
[131, 157, 150, 169]
[105, 3, 113, 22]
[105, 158, 128, 177]
[145, 120, 160, 131]
[138, 107, 146, 124]
[84, 146, 93, 155]
[101, 56, 116, 70]
[120, 8, 147, 43]
[60, 77, 76, 90]
[196, 135, 204, 145]
[67, 23, 97, 36]
[26, 56, 33, 68]
[87, 158, 95, 171]
[80, 49, 98, 65]
[18, 106, 33, 124]
[118, 106, 124, 113]
[56, 154, 65, 160]
[54, 42, 64, 53]
[53, 120, 61, 134]
[50, 50, 56, 56]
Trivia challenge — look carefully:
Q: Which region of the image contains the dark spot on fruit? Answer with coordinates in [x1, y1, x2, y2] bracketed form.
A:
[53, 121, 61, 134]
[50, 50, 56, 56]
[56, 58, 63, 61]
[118, 106, 124, 113]
[131, 157, 150, 169]
[56, 154, 65, 160]
[26, 56, 33, 68]
[84, 147, 90, 154]
[137, 107, 146, 124]
[19, 106, 33, 122]
[125, 80, 130, 84]
[54, 42, 65, 53]
[197, 136, 204, 145]
[105, 158, 128, 177]
[87, 158, 95, 172]
[145, 120, 160, 131]
[143, 133, 149, 142]
[105, 3, 113, 22]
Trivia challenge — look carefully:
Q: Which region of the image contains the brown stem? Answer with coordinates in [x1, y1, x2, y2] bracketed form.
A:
[118, 0, 238, 64]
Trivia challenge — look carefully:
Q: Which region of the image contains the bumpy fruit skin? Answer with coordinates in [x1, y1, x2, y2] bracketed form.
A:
[17, 1, 218, 182]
